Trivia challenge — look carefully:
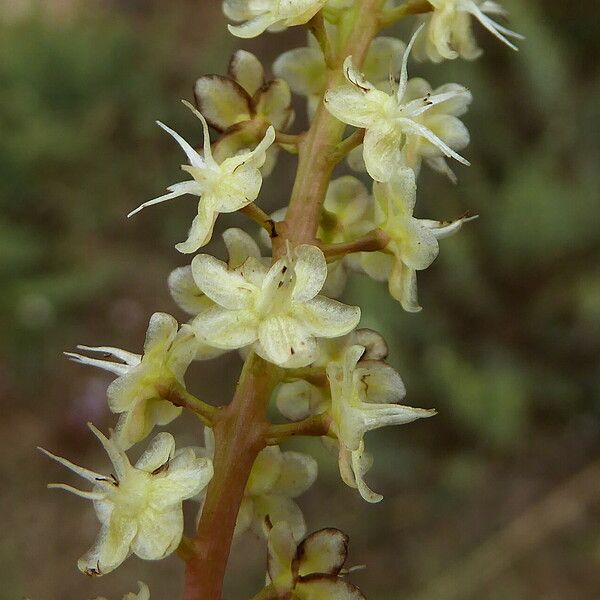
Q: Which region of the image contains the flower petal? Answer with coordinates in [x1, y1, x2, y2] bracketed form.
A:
[194, 75, 253, 131]
[229, 49, 265, 95]
[272, 451, 318, 498]
[297, 296, 361, 338]
[192, 254, 256, 309]
[192, 305, 259, 349]
[134, 432, 175, 473]
[273, 46, 325, 97]
[363, 120, 403, 182]
[175, 209, 218, 254]
[168, 266, 213, 316]
[131, 505, 183, 560]
[292, 244, 328, 303]
[256, 79, 294, 130]
[295, 574, 366, 600]
[223, 227, 262, 268]
[297, 528, 348, 576]
[389, 261, 421, 312]
[246, 446, 283, 496]
[267, 521, 296, 594]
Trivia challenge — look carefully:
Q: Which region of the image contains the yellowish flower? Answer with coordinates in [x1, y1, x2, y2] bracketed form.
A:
[224, 0, 327, 39]
[65, 312, 198, 449]
[128, 101, 274, 254]
[327, 345, 435, 501]
[191, 244, 361, 367]
[265, 521, 365, 599]
[324, 27, 470, 182]
[413, 0, 523, 63]
[369, 167, 477, 311]
[39, 426, 212, 576]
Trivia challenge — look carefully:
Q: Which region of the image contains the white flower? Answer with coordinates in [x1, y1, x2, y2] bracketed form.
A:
[265, 522, 365, 599]
[369, 167, 477, 312]
[94, 582, 150, 600]
[190, 244, 361, 367]
[224, 0, 327, 39]
[413, 0, 524, 63]
[197, 430, 317, 541]
[324, 26, 471, 182]
[327, 345, 435, 501]
[39, 426, 213, 576]
[128, 101, 275, 254]
[65, 313, 198, 449]
[274, 34, 405, 118]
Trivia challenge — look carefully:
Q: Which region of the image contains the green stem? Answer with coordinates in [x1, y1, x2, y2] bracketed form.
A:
[319, 229, 390, 259]
[266, 414, 331, 445]
[379, 0, 433, 28]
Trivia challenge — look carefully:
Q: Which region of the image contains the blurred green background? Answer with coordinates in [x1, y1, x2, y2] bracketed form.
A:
[1, 0, 599, 598]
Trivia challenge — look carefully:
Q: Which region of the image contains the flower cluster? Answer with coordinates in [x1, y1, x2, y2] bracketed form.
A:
[38, 0, 521, 597]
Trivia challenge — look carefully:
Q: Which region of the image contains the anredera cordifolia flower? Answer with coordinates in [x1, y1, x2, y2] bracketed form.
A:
[128, 101, 275, 254]
[94, 582, 150, 600]
[263, 521, 365, 599]
[274, 33, 405, 118]
[198, 429, 317, 541]
[39, 426, 213, 576]
[324, 26, 471, 182]
[370, 167, 477, 312]
[195, 50, 294, 176]
[413, 0, 524, 63]
[327, 345, 436, 502]
[190, 244, 361, 367]
[65, 313, 198, 449]
[224, 0, 327, 39]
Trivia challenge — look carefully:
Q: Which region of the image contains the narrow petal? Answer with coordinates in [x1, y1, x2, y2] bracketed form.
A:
[64, 352, 128, 377]
[75, 345, 141, 367]
[267, 521, 296, 594]
[156, 121, 205, 168]
[421, 213, 478, 239]
[351, 443, 382, 504]
[397, 24, 425, 101]
[89, 423, 131, 481]
[38, 447, 104, 485]
[389, 261, 421, 312]
[127, 181, 201, 218]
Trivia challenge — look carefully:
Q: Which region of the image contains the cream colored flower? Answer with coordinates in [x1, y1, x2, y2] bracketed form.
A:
[94, 582, 150, 600]
[40, 426, 212, 576]
[327, 345, 435, 501]
[413, 0, 524, 63]
[224, 0, 326, 38]
[274, 34, 405, 118]
[198, 430, 317, 541]
[65, 313, 198, 449]
[370, 167, 477, 312]
[191, 244, 361, 367]
[265, 521, 365, 599]
[324, 27, 470, 182]
[195, 50, 294, 176]
[128, 101, 275, 254]
[347, 77, 472, 182]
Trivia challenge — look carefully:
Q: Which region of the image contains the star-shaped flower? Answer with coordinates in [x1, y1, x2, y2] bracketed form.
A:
[128, 101, 275, 254]
[369, 167, 477, 311]
[191, 244, 361, 367]
[327, 344, 435, 502]
[274, 33, 405, 118]
[413, 0, 523, 63]
[324, 26, 471, 182]
[39, 426, 213, 576]
[224, 0, 327, 39]
[65, 313, 198, 449]
[264, 521, 365, 599]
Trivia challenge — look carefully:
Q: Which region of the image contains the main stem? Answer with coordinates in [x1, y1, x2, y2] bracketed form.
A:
[184, 2, 385, 597]
[183, 354, 278, 600]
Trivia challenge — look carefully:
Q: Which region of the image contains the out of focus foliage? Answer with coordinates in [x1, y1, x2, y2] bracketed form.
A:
[2, 1, 599, 599]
